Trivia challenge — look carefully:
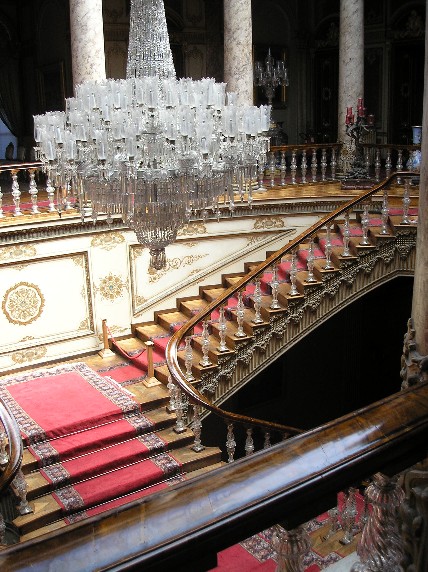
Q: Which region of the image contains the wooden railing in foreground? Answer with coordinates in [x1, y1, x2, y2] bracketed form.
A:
[166, 172, 418, 454]
[0, 382, 427, 571]
[0, 399, 23, 491]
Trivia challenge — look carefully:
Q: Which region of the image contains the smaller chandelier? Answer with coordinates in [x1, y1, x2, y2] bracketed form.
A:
[254, 49, 289, 106]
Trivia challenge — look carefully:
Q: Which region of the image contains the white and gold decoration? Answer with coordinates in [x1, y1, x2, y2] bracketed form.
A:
[2, 282, 45, 326]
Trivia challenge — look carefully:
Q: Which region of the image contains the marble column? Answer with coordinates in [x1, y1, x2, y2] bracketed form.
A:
[224, 0, 254, 106]
[337, 0, 364, 147]
[69, 0, 106, 89]
[411, 5, 428, 357]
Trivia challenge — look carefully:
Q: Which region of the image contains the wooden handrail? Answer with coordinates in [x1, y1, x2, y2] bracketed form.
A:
[270, 143, 342, 152]
[166, 172, 418, 435]
[1, 383, 427, 571]
[0, 398, 23, 491]
[0, 161, 43, 172]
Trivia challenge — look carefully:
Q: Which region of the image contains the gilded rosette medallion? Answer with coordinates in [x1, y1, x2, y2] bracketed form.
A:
[2, 282, 45, 325]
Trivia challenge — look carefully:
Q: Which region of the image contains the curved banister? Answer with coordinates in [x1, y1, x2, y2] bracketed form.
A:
[166, 171, 418, 436]
[0, 398, 23, 491]
[270, 142, 342, 152]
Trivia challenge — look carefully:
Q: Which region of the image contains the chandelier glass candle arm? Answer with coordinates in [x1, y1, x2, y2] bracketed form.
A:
[254, 49, 289, 106]
[34, 0, 271, 270]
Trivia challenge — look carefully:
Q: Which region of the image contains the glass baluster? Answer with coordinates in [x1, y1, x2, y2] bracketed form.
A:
[199, 321, 212, 367]
[280, 151, 287, 186]
[191, 404, 204, 452]
[321, 148, 327, 181]
[301, 149, 307, 184]
[226, 423, 236, 463]
[396, 149, 403, 171]
[217, 305, 229, 352]
[235, 291, 247, 338]
[342, 210, 352, 257]
[11, 170, 22, 217]
[330, 147, 337, 180]
[184, 336, 195, 381]
[257, 156, 266, 191]
[263, 431, 271, 449]
[305, 237, 317, 283]
[269, 151, 276, 188]
[13, 470, 33, 515]
[289, 251, 299, 296]
[359, 203, 371, 246]
[323, 224, 334, 270]
[380, 189, 390, 235]
[401, 179, 411, 225]
[385, 149, 392, 177]
[252, 277, 264, 324]
[46, 173, 56, 212]
[28, 168, 40, 214]
[0, 426, 8, 465]
[374, 149, 381, 182]
[322, 507, 340, 541]
[167, 374, 176, 412]
[364, 147, 370, 177]
[311, 148, 318, 182]
[269, 263, 281, 309]
[174, 387, 186, 433]
[272, 525, 312, 572]
[290, 149, 297, 184]
[340, 487, 358, 545]
[245, 427, 254, 456]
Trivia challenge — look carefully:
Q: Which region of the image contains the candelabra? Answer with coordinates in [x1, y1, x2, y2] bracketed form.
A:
[343, 97, 375, 179]
[34, 0, 271, 270]
[254, 49, 289, 106]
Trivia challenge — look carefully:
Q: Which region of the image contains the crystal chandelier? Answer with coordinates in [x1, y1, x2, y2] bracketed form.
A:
[34, 0, 271, 269]
[254, 49, 289, 106]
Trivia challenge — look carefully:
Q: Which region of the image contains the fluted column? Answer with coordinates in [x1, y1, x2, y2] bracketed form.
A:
[412, 5, 428, 356]
[69, 0, 106, 89]
[337, 0, 364, 146]
[224, 0, 254, 105]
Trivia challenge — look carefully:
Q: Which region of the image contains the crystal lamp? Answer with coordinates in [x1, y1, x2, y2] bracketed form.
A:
[34, 0, 271, 269]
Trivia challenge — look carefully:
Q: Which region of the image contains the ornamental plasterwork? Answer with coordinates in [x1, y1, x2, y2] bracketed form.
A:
[97, 272, 128, 301]
[178, 222, 207, 236]
[11, 346, 47, 365]
[78, 318, 91, 331]
[97, 324, 127, 342]
[148, 253, 208, 283]
[0, 244, 37, 262]
[246, 233, 270, 248]
[253, 216, 285, 231]
[91, 232, 125, 251]
[71, 255, 85, 268]
[2, 282, 45, 326]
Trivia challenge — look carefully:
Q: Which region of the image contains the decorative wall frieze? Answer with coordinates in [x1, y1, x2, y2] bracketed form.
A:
[0, 244, 37, 263]
[91, 232, 125, 250]
[10, 346, 47, 365]
[148, 253, 208, 283]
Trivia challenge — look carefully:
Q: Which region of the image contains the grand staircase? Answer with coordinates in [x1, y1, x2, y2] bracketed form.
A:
[0, 172, 420, 549]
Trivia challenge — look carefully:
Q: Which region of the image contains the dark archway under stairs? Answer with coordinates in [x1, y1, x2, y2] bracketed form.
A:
[202, 276, 413, 453]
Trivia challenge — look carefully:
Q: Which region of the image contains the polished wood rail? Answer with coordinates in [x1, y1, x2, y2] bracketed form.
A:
[0, 382, 427, 571]
[166, 171, 418, 438]
[0, 399, 23, 491]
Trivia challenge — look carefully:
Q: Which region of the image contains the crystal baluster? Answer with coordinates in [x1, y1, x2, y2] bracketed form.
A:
[305, 237, 317, 283]
[340, 487, 358, 545]
[272, 525, 312, 572]
[380, 189, 390, 235]
[401, 179, 411, 224]
[167, 374, 176, 413]
[364, 147, 370, 176]
[396, 150, 404, 185]
[351, 473, 405, 572]
[330, 147, 337, 180]
[269, 263, 281, 309]
[257, 156, 266, 191]
[46, 173, 56, 212]
[0, 186, 4, 218]
[226, 423, 236, 463]
[217, 305, 228, 352]
[269, 151, 276, 188]
[359, 485, 370, 531]
[342, 210, 352, 257]
[301, 149, 307, 183]
[28, 168, 39, 214]
[191, 404, 204, 452]
[323, 224, 334, 270]
[385, 149, 392, 177]
[263, 431, 271, 449]
[321, 148, 327, 181]
[374, 149, 381, 182]
[311, 148, 318, 182]
[252, 277, 264, 324]
[280, 151, 287, 186]
[11, 169, 22, 217]
[13, 470, 33, 515]
[245, 427, 254, 456]
[174, 387, 186, 433]
[64, 181, 73, 210]
[289, 251, 299, 296]
[184, 336, 195, 381]
[322, 507, 340, 541]
[0, 426, 8, 465]
[290, 150, 297, 184]
[235, 291, 247, 338]
[199, 321, 212, 367]
[0, 513, 5, 546]
[359, 203, 371, 246]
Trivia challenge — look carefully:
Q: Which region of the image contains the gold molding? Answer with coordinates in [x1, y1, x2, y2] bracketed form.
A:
[0, 244, 37, 263]
[2, 282, 45, 325]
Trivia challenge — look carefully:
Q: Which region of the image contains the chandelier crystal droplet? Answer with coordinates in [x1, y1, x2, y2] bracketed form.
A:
[34, 0, 271, 269]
